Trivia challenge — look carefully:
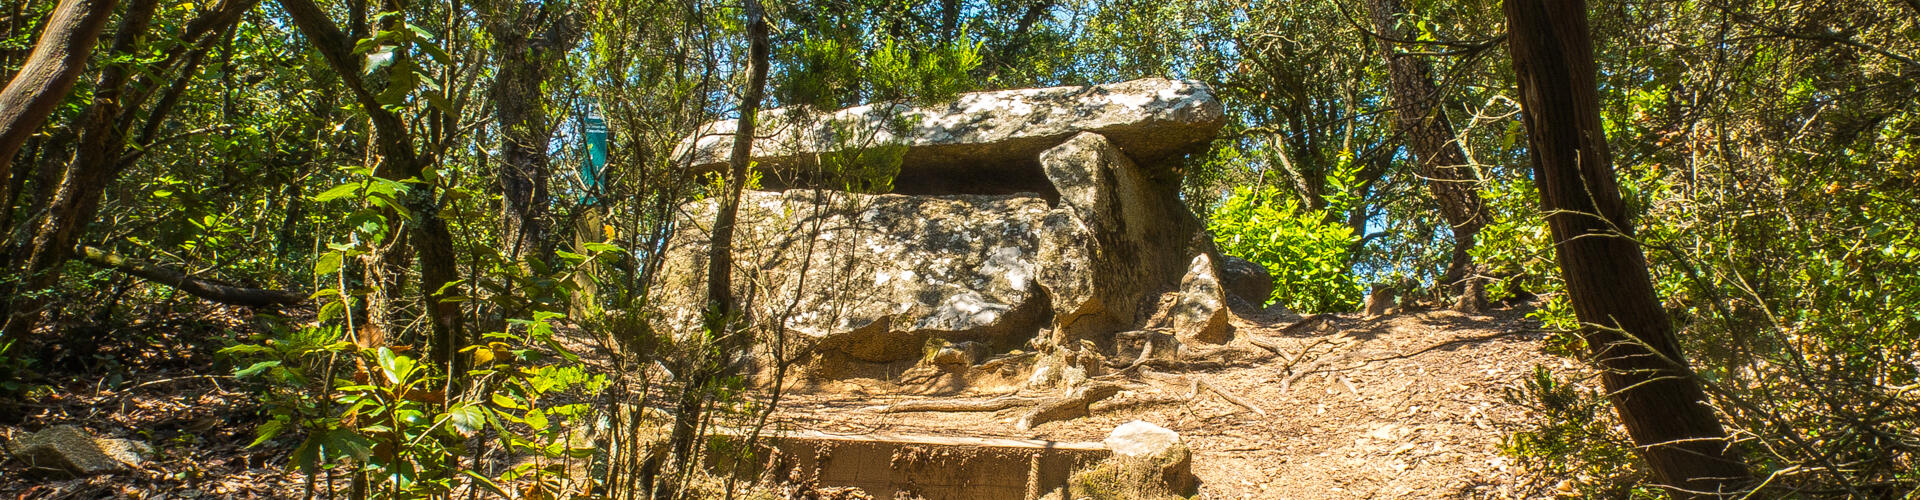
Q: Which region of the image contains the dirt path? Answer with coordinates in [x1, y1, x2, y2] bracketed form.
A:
[772, 306, 1568, 499]
[0, 304, 1568, 499]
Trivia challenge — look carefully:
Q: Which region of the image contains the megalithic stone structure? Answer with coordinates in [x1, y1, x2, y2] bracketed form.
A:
[672, 78, 1224, 199]
[655, 78, 1231, 387]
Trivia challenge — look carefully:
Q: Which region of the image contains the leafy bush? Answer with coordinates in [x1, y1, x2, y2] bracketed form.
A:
[1208, 185, 1362, 313]
[1500, 365, 1662, 498]
[226, 312, 605, 498]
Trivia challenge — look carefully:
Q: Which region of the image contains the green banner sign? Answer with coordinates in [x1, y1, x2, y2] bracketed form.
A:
[579, 99, 609, 204]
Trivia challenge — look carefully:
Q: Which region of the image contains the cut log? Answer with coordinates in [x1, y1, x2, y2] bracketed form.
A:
[865, 395, 1043, 414]
[77, 245, 307, 307]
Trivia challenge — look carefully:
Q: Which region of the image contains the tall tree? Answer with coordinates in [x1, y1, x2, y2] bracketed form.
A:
[1365, 0, 1490, 311]
[1504, 0, 1750, 494]
[487, 1, 579, 262]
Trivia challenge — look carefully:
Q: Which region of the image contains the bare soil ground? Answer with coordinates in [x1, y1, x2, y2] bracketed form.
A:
[770, 305, 1568, 499]
[0, 303, 1568, 499]
[0, 306, 296, 499]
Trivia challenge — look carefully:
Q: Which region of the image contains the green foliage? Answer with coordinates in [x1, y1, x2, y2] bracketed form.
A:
[1468, 176, 1556, 304]
[1500, 365, 1662, 499]
[1208, 185, 1361, 313]
[865, 34, 982, 103]
[226, 311, 605, 498]
[0, 338, 32, 395]
[778, 8, 984, 108]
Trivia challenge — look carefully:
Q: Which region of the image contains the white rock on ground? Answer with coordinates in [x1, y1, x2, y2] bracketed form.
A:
[7, 425, 150, 477]
[1101, 420, 1198, 494]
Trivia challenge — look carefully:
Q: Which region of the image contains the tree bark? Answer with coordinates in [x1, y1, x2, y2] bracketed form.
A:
[489, 4, 579, 262]
[1504, 0, 1750, 495]
[0, 0, 118, 224]
[3, 0, 256, 338]
[2, 0, 159, 338]
[1365, 0, 1489, 311]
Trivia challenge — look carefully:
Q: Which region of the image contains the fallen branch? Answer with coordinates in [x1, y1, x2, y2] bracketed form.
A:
[1279, 335, 1362, 393]
[1192, 379, 1267, 416]
[1016, 382, 1122, 431]
[77, 245, 307, 307]
[1280, 355, 1337, 394]
[864, 395, 1043, 413]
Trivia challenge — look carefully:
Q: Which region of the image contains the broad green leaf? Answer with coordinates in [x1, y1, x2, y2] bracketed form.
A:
[315, 252, 343, 276]
[234, 360, 281, 378]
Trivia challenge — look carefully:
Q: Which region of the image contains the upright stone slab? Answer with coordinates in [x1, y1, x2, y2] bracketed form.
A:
[1169, 254, 1232, 344]
[1036, 132, 1205, 344]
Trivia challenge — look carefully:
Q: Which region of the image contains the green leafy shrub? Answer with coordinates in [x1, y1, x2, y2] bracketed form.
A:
[1208, 185, 1362, 313]
[1500, 365, 1662, 499]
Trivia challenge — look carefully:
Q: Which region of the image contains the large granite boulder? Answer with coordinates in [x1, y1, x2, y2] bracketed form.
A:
[1036, 132, 1207, 345]
[673, 78, 1225, 199]
[653, 191, 1057, 363]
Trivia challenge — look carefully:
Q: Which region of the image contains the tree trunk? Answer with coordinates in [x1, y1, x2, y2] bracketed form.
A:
[489, 6, 579, 263]
[280, 0, 465, 372]
[76, 245, 308, 307]
[0, 0, 118, 196]
[662, 0, 770, 490]
[1504, 0, 1750, 495]
[1365, 0, 1489, 311]
[3, 0, 255, 338]
[2, 0, 158, 339]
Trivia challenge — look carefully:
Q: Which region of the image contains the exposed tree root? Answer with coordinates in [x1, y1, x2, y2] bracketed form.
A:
[1279, 334, 1361, 393]
[1139, 343, 1270, 372]
[1279, 313, 1334, 335]
[1244, 333, 1286, 356]
[1016, 382, 1122, 431]
[1106, 335, 1156, 374]
[1189, 378, 1267, 416]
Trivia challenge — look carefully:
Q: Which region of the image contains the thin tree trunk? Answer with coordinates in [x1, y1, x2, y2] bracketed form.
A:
[1504, 0, 1750, 495]
[661, 0, 769, 491]
[0, 0, 118, 228]
[280, 0, 465, 372]
[1365, 0, 1488, 311]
